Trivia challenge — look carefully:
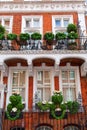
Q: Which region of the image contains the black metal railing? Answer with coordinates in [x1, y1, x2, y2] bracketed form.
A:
[0, 37, 87, 51]
[1, 105, 87, 130]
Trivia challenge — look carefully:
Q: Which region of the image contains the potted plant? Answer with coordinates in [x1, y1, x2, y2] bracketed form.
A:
[67, 101, 79, 114]
[44, 32, 54, 43]
[19, 33, 30, 47]
[6, 94, 24, 120]
[44, 32, 54, 49]
[19, 33, 30, 41]
[67, 32, 78, 39]
[67, 23, 77, 33]
[55, 32, 67, 40]
[7, 33, 17, 40]
[67, 42, 77, 50]
[31, 32, 42, 40]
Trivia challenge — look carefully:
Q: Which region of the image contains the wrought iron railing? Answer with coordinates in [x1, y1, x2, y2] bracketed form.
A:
[1, 105, 87, 130]
[0, 37, 87, 51]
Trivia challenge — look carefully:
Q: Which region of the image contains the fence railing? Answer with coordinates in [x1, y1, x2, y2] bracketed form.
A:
[0, 37, 87, 51]
[1, 106, 87, 130]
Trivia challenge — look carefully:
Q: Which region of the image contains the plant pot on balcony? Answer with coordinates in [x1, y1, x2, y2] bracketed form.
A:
[68, 42, 77, 50]
[44, 32, 54, 50]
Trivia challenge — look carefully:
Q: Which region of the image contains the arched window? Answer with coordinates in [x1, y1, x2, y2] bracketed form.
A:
[64, 125, 80, 130]
[10, 127, 25, 130]
[36, 125, 52, 130]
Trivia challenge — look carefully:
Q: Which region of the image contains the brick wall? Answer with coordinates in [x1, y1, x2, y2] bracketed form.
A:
[0, 12, 78, 34]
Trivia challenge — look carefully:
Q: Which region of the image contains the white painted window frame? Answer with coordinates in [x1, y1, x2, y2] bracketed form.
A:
[52, 15, 73, 34]
[0, 16, 13, 33]
[6, 66, 29, 110]
[33, 65, 54, 103]
[22, 15, 43, 35]
[59, 64, 81, 101]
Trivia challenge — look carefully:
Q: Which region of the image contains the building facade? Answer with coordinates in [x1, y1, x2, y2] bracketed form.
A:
[0, 0, 87, 130]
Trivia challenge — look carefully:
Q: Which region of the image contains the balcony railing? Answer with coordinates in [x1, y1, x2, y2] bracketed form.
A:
[0, 37, 87, 51]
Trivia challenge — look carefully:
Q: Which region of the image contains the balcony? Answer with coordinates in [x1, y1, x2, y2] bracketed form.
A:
[0, 37, 87, 51]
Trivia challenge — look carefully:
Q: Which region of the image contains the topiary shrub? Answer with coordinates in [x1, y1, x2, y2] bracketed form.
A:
[55, 32, 67, 40]
[67, 23, 77, 33]
[31, 32, 42, 40]
[6, 94, 24, 120]
[7, 33, 17, 40]
[19, 33, 30, 41]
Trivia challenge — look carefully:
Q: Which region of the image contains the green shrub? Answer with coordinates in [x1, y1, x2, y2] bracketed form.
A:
[68, 32, 78, 39]
[7, 33, 17, 40]
[55, 32, 67, 40]
[67, 23, 77, 33]
[44, 32, 54, 41]
[19, 33, 30, 40]
[31, 32, 42, 40]
[0, 33, 5, 40]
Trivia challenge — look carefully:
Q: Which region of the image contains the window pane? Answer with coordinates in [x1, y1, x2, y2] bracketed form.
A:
[36, 70, 51, 101]
[44, 71, 50, 83]
[26, 20, 31, 27]
[44, 88, 51, 101]
[55, 19, 61, 27]
[63, 19, 69, 27]
[62, 70, 76, 101]
[12, 71, 26, 102]
[4, 20, 10, 27]
[33, 19, 39, 27]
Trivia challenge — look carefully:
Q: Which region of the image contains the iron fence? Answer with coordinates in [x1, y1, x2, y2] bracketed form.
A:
[0, 37, 87, 51]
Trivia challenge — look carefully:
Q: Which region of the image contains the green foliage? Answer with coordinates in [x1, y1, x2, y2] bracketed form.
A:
[19, 33, 30, 40]
[44, 32, 54, 41]
[37, 102, 49, 111]
[68, 32, 78, 39]
[0, 33, 5, 40]
[67, 23, 77, 33]
[31, 32, 42, 40]
[6, 94, 24, 120]
[60, 103, 67, 111]
[0, 25, 5, 34]
[37, 91, 79, 120]
[9, 94, 22, 106]
[7, 33, 17, 40]
[67, 101, 79, 114]
[52, 92, 63, 105]
[55, 32, 67, 40]
[7, 104, 12, 112]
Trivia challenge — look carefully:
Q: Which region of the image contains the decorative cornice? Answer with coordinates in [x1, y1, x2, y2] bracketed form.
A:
[0, 50, 87, 55]
[0, 1, 86, 13]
